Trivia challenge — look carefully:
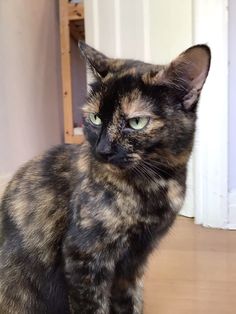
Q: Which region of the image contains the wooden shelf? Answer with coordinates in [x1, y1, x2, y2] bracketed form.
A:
[59, 0, 85, 144]
[70, 134, 84, 144]
[68, 2, 84, 21]
[70, 19, 85, 42]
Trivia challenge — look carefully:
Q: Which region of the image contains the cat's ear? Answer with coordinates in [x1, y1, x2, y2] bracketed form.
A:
[79, 41, 112, 80]
[146, 45, 211, 110]
[166, 45, 211, 109]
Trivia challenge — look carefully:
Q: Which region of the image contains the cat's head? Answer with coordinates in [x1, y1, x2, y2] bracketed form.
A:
[80, 42, 211, 177]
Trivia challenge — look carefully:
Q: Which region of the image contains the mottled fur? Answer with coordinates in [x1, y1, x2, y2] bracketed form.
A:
[0, 42, 211, 313]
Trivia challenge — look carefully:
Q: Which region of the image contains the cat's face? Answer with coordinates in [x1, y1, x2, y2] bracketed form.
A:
[81, 42, 211, 175]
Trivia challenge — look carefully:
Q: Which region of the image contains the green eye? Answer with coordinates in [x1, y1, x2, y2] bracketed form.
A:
[89, 113, 102, 126]
[128, 117, 149, 130]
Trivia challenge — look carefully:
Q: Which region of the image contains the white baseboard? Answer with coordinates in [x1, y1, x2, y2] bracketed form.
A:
[228, 189, 236, 229]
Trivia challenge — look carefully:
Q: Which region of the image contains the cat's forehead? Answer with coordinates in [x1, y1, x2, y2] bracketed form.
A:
[120, 89, 153, 118]
[83, 88, 153, 118]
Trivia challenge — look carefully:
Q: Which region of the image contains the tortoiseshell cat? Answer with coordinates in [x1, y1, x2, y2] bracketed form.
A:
[0, 42, 211, 313]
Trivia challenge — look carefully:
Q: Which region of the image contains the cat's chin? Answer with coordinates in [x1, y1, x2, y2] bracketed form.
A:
[103, 163, 127, 174]
[105, 164, 121, 173]
[100, 161, 133, 175]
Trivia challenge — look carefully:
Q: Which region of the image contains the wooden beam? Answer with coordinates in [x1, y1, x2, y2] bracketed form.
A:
[70, 19, 85, 42]
[59, 0, 74, 143]
[72, 135, 84, 144]
[68, 3, 84, 21]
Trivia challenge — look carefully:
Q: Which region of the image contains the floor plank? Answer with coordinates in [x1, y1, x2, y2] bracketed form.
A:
[144, 217, 236, 314]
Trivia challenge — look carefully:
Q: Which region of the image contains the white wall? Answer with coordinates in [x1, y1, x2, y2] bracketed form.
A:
[85, 0, 192, 61]
[148, 0, 192, 63]
[0, 0, 63, 181]
[192, 0, 229, 228]
[229, 0, 236, 192]
[229, 0, 236, 225]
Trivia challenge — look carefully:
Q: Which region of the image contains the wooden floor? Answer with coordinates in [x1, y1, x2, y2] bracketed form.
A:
[144, 217, 236, 314]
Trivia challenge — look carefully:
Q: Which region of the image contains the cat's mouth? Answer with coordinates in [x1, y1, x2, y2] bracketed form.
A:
[94, 152, 140, 171]
[101, 157, 134, 170]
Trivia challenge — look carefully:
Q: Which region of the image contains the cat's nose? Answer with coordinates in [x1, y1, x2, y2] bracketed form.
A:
[96, 146, 113, 160]
[95, 136, 113, 161]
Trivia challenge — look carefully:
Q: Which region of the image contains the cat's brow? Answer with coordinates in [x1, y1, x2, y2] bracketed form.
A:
[121, 93, 154, 119]
[126, 111, 155, 119]
[82, 96, 100, 114]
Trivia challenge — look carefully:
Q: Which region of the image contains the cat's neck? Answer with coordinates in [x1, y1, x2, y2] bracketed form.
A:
[77, 142, 186, 194]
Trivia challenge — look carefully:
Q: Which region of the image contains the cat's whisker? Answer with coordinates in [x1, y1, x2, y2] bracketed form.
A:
[145, 164, 172, 178]
[137, 164, 165, 189]
[135, 164, 169, 202]
[142, 160, 176, 177]
[132, 165, 151, 183]
[133, 164, 156, 185]
[142, 160, 186, 188]
[141, 161, 165, 179]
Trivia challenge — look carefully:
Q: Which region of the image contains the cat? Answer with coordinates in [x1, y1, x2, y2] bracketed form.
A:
[0, 42, 211, 313]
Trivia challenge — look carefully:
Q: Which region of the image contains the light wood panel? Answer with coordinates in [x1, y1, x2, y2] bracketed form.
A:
[59, 0, 74, 143]
[68, 2, 84, 21]
[144, 217, 236, 314]
[59, 0, 85, 144]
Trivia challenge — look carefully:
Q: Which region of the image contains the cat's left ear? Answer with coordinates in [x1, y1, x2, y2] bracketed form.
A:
[167, 45, 211, 109]
[148, 45, 211, 110]
[79, 41, 115, 80]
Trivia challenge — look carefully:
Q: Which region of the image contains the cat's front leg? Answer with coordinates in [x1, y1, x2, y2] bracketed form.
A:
[110, 276, 143, 314]
[63, 226, 114, 314]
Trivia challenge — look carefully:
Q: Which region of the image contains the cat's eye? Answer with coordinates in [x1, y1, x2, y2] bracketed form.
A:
[128, 117, 149, 130]
[89, 113, 102, 126]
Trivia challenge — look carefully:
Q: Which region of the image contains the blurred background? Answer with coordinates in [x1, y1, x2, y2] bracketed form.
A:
[0, 1, 235, 312]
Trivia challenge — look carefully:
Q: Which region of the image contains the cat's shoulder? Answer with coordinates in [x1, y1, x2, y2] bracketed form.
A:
[1, 144, 81, 204]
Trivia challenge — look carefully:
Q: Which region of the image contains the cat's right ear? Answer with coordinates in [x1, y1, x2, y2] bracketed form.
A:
[165, 45, 211, 109]
[79, 41, 111, 80]
[143, 45, 211, 110]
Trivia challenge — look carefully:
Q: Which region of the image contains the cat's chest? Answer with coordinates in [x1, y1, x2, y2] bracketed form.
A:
[68, 180, 181, 263]
[75, 178, 180, 236]
[77, 184, 141, 231]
